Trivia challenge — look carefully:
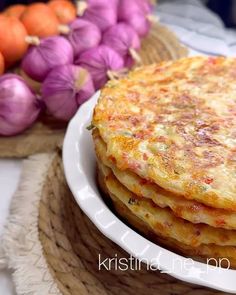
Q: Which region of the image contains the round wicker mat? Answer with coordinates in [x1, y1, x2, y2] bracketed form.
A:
[139, 23, 188, 64]
[0, 23, 187, 158]
[38, 153, 227, 295]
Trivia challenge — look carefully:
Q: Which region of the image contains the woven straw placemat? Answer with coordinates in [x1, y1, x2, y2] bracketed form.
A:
[0, 116, 67, 158]
[0, 23, 187, 158]
[0, 152, 229, 295]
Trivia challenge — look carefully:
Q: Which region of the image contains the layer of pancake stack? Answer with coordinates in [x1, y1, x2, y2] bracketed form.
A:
[92, 56, 236, 268]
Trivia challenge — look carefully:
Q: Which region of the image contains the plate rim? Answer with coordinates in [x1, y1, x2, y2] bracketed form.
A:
[63, 91, 236, 294]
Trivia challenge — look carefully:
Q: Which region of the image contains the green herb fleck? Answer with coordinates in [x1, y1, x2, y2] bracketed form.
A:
[122, 131, 133, 137]
[158, 144, 169, 151]
[200, 185, 208, 192]
[86, 123, 95, 131]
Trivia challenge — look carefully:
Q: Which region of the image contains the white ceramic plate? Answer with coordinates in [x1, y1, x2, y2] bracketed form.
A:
[63, 92, 236, 293]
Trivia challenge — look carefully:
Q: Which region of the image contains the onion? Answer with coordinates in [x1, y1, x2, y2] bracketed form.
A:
[118, 0, 152, 18]
[138, 0, 154, 13]
[78, 0, 117, 32]
[102, 22, 141, 67]
[118, 0, 153, 37]
[123, 12, 151, 37]
[4, 4, 26, 19]
[0, 52, 4, 75]
[0, 74, 41, 136]
[48, 0, 76, 24]
[0, 15, 28, 67]
[75, 45, 125, 90]
[19, 69, 42, 94]
[20, 3, 60, 38]
[64, 19, 101, 57]
[42, 65, 95, 121]
[77, 0, 119, 15]
[22, 36, 74, 82]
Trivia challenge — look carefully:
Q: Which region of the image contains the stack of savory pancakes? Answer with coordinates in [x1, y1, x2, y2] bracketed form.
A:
[92, 56, 236, 268]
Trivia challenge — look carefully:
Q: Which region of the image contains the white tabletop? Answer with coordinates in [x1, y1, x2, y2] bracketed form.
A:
[0, 159, 22, 295]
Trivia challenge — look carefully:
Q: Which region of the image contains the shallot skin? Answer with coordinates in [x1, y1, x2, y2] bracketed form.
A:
[21, 36, 74, 82]
[42, 65, 95, 121]
[80, 2, 117, 32]
[102, 22, 141, 67]
[118, 0, 152, 37]
[124, 12, 151, 37]
[67, 19, 101, 58]
[75, 45, 125, 90]
[86, 0, 119, 7]
[0, 74, 41, 136]
[118, 0, 152, 19]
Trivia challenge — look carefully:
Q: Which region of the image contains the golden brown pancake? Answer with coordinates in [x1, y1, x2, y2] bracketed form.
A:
[97, 160, 236, 247]
[97, 167, 236, 269]
[93, 56, 236, 211]
[93, 130, 236, 230]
